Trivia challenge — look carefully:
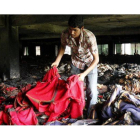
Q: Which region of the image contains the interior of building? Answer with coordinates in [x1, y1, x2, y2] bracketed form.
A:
[0, 15, 140, 125]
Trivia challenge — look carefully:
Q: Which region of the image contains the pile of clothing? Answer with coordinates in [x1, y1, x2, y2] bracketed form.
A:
[97, 63, 140, 92]
[0, 67, 85, 125]
[97, 63, 119, 84]
[91, 85, 140, 125]
[1, 61, 140, 125]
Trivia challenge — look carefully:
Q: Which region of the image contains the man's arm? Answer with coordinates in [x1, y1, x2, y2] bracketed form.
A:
[51, 45, 66, 67]
[78, 52, 99, 81]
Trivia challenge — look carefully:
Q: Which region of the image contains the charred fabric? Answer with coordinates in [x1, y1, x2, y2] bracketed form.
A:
[0, 56, 140, 125]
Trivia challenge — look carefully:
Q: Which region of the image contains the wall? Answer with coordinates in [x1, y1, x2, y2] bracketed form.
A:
[0, 16, 20, 80]
[0, 27, 10, 79]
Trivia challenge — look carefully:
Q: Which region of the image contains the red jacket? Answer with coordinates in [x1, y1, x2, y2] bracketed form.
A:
[26, 67, 85, 122]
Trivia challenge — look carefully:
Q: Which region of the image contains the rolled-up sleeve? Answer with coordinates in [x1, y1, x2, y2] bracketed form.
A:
[61, 32, 67, 47]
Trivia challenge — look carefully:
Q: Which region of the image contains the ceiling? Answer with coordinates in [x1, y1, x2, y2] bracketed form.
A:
[1, 15, 140, 41]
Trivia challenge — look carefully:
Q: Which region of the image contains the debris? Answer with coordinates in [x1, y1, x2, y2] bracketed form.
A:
[1, 56, 140, 125]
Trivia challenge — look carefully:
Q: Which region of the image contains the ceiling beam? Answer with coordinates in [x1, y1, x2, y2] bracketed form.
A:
[19, 23, 67, 34]
[19, 33, 61, 40]
[10, 15, 71, 26]
[90, 27, 140, 36]
[11, 15, 138, 26]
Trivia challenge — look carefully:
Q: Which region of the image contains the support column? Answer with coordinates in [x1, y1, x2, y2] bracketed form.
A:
[9, 26, 20, 79]
[0, 15, 20, 80]
[108, 42, 115, 55]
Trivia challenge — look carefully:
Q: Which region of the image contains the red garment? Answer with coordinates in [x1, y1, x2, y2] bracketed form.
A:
[3, 87, 18, 99]
[26, 67, 61, 112]
[0, 111, 3, 125]
[46, 75, 85, 122]
[9, 107, 38, 125]
[14, 84, 32, 108]
[0, 105, 14, 125]
[26, 67, 85, 122]
[42, 66, 60, 82]
[20, 84, 32, 93]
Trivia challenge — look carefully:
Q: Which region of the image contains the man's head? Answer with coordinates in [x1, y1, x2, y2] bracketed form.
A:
[68, 15, 84, 29]
[68, 15, 84, 39]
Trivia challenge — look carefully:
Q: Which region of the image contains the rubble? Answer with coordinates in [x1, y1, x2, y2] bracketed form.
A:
[1, 56, 140, 125]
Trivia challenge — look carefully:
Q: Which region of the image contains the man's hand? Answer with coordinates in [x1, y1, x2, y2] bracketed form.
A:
[51, 61, 59, 68]
[77, 73, 86, 81]
[51, 45, 65, 68]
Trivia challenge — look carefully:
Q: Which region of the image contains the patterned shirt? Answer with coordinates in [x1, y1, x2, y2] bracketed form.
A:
[61, 28, 98, 70]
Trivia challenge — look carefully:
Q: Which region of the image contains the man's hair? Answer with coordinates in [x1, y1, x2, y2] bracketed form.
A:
[68, 15, 84, 28]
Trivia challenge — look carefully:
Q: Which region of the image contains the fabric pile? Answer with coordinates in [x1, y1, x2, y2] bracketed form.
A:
[0, 67, 85, 125]
[1, 60, 140, 125]
[92, 85, 140, 125]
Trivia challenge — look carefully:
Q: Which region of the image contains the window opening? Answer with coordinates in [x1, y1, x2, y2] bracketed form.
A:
[23, 47, 29, 56]
[64, 45, 71, 55]
[115, 43, 140, 55]
[36, 46, 41, 56]
[98, 44, 108, 56]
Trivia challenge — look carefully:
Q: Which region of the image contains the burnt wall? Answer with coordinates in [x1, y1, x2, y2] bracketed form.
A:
[9, 27, 20, 79]
[0, 16, 20, 80]
[0, 28, 10, 79]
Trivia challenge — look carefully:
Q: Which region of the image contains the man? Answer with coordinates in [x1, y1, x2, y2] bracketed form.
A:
[51, 15, 99, 117]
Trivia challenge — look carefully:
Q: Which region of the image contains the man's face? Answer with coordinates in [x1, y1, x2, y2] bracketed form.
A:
[68, 26, 81, 38]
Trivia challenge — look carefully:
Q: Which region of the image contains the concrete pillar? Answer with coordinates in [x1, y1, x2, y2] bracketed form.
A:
[9, 26, 20, 79]
[108, 42, 115, 55]
[0, 16, 20, 80]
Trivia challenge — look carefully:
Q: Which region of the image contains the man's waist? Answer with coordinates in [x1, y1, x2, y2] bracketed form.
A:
[71, 59, 93, 70]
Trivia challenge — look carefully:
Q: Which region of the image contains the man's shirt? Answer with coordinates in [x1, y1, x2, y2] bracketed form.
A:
[61, 28, 98, 70]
